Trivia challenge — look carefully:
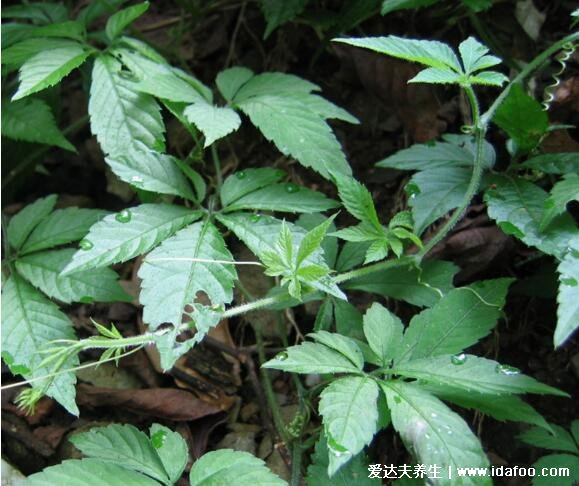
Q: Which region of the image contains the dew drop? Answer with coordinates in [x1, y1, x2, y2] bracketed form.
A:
[495, 364, 520, 375]
[79, 296, 94, 304]
[119, 69, 136, 80]
[299, 137, 305, 143]
[236, 171, 247, 179]
[115, 209, 132, 223]
[130, 175, 144, 186]
[79, 239, 93, 251]
[451, 353, 467, 365]
[250, 213, 261, 222]
[430, 412, 438, 418]
[274, 169, 286, 178]
[276, 352, 289, 361]
[394, 395, 402, 404]
[405, 182, 421, 199]
[150, 430, 167, 449]
[285, 183, 299, 193]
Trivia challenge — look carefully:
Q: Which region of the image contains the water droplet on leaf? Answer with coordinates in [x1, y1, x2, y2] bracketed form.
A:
[274, 169, 286, 178]
[495, 364, 520, 375]
[115, 209, 132, 223]
[451, 353, 467, 365]
[236, 171, 247, 179]
[79, 239, 93, 250]
[150, 430, 167, 449]
[276, 352, 289, 361]
[394, 395, 401, 404]
[130, 175, 144, 186]
[250, 213, 261, 222]
[285, 183, 299, 193]
[405, 182, 421, 199]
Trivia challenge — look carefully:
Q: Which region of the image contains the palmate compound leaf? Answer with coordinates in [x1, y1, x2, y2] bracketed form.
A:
[2, 98, 75, 151]
[556, 249, 579, 347]
[485, 175, 579, 260]
[21, 208, 109, 254]
[189, 449, 287, 485]
[16, 248, 130, 304]
[319, 376, 380, 476]
[24, 459, 159, 486]
[519, 424, 579, 454]
[6, 194, 57, 250]
[396, 278, 513, 364]
[12, 44, 91, 100]
[89, 54, 165, 156]
[70, 424, 169, 484]
[1, 274, 78, 415]
[382, 380, 491, 486]
[217, 212, 345, 299]
[138, 220, 237, 328]
[392, 354, 566, 396]
[216, 66, 255, 102]
[62, 204, 201, 274]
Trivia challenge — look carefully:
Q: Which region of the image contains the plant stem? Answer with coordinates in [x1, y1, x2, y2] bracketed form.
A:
[418, 85, 483, 258]
[290, 443, 303, 486]
[211, 144, 223, 197]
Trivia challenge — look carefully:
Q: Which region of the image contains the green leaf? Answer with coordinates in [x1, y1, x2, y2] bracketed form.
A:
[12, 45, 90, 100]
[22, 20, 86, 42]
[1, 274, 78, 415]
[295, 94, 360, 124]
[397, 278, 512, 363]
[7, 194, 57, 250]
[319, 376, 380, 476]
[189, 449, 287, 485]
[16, 249, 130, 304]
[24, 459, 160, 486]
[393, 354, 566, 396]
[485, 175, 579, 259]
[263, 341, 361, 374]
[2, 37, 81, 71]
[62, 204, 201, 274]
[184, 100, 241, 147]
[381, 0, 440, 15]
[519, 425, 579, 454]
[377, 133, 495, 171]
[149, 424, 188, 484]
[308, 331, 364, 369]
[70, 424, 169, 483]
[408, 167, 471, 234]
[216, 66, 254, 102]
[307, 436, 374, 486]
[540, 174, 579, 231]
[220, 168, 285, 208]
[105, 142, 195, 199]
[233, 72, 319, 102]
[493, 84, 548, 152]
[218, 212, 344, 299]
[382, 380, 490, 484]
[297, 213, 338, 267]
[260, 0, 308, 38]
[237, 94, 351, 180]
[458, 37, 501, 74]
[334, 299, 365, 340]
[297, 216, 337, 266]
[531, 455, 579, 486]
[138, 220, 237, 328]
[1, 98, 75, 151]
[2, 3, 69, 23]
[21, 208, 108, 254]
[362, 303, 404, 365]
[469, 70, 509, 86]
[224, 184, 338, 214]
[409, 67, 463, 84]
[556, 250, 579, 347]
[333, 173, 381, 229]
[423, 384, 552, 430]
[521, 153, 579, 174]
[345, 259, 458, 307]
[105, 1, 149, 41]
[89, 54, 165, 156]
[335, 36, 462, 72]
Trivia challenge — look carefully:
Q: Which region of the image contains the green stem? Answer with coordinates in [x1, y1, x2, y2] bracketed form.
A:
[418, 85, 483, 258]
[211, 144, 223, 197]
[290, 443, 303, 486]
[480, 32, 579, 128]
